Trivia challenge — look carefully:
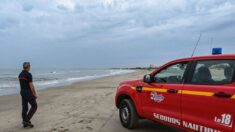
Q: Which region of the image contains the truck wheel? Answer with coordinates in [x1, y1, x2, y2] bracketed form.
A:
[119, 99, 139, 129]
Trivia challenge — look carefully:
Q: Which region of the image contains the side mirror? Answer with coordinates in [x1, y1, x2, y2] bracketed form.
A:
[143, 74, 154, 83]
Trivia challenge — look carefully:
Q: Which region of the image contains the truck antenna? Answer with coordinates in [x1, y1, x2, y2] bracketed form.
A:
[191, 33, 202, 57]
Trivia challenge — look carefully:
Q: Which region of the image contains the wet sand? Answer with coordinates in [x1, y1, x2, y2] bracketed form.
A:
[0, 70, 180, 132]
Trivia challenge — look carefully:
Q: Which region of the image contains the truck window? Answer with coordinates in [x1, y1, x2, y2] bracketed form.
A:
[154, 62, 188, 84]
[191, 60, 235, 85]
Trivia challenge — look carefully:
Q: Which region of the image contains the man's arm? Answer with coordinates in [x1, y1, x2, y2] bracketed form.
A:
[29, 82, 37, 98]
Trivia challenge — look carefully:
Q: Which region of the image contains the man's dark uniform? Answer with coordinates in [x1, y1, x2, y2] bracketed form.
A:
[18, 70, 37, 124]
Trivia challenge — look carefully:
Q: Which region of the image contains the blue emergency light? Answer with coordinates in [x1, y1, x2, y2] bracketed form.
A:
[212, 48, 222, 55]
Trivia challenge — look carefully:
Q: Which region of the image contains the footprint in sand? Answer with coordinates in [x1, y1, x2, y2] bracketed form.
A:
[51, 127, 69, 132]
[56, 129, 69, 132]
[51, 128, 57, 131]
[78, 119, 92, 124]
[105, 92, 112, 96]
[86, 126, 93, 130]
[58, 129, 69, 132]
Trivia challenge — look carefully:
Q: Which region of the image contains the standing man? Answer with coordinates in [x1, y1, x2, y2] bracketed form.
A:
[18, 62, 37, 128]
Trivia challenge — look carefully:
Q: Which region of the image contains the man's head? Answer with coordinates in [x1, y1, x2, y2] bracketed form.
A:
[23, 62, 31, 71]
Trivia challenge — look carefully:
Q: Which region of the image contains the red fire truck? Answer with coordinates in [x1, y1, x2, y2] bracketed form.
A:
[115, 55, 235, 132]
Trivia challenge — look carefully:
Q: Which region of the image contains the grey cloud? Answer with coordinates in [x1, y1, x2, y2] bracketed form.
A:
[57, 5, 69, 11]
[22, 4, 33, 12]
[0, 0, 235, 68]
[204, 18, 235, 33]
[0, 18, 19, 30]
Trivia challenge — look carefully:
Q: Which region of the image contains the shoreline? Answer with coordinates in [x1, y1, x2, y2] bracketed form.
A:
[0, 70, 179, 132]
[0, 69, 135, 97]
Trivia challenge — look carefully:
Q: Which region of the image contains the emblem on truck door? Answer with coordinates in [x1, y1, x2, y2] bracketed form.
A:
[150, 91, 164, 103]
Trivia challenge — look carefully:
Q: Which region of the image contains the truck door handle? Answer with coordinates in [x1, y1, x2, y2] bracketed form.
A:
[214, 92, 231, 98]
[167, 89, 178, 94]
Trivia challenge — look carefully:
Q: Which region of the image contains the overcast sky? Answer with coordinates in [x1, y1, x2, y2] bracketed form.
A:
[0, 0, 235, 68]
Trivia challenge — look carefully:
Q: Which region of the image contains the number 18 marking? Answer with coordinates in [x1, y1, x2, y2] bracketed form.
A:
[215, 114, 232, 127]
[221, 114, 231, 125]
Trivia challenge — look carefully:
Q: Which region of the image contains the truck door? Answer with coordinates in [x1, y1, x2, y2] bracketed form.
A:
[182, 60, 235, 132]
[141, 62, 188, 128]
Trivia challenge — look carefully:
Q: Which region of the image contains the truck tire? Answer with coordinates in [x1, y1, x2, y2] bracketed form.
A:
[119, 99, 139, 129]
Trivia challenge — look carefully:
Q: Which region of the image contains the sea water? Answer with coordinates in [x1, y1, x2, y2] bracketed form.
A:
[0, 69, 134, 96]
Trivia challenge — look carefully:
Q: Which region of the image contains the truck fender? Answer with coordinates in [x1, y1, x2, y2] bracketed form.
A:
[116, 86, 144, 117]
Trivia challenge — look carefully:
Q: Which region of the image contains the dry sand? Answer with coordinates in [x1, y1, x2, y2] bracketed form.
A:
[0, 70, 179, 132]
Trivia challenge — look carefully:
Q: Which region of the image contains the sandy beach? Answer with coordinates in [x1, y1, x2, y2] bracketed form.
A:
[0, 70, 179, 132]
